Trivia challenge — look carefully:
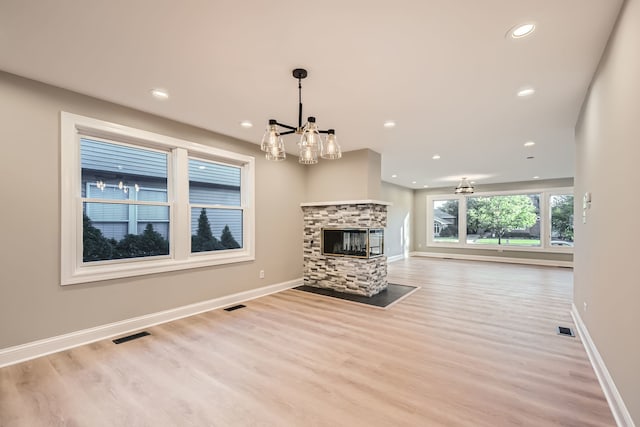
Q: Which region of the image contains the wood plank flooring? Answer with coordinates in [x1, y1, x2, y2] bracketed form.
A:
[0, 258, 615, 426]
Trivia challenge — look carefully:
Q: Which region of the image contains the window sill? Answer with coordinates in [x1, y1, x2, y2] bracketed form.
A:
[426, 242, 573, 254]
[61, 250, 255, 286]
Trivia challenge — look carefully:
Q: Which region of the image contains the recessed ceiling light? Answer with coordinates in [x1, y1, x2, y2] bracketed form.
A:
[524, 141, 536, 147]
[510, 23, 536, 39]
[517, 87, 536, 97]
[383, 121, 396, 128]
[423, 185, 429, 188]
[391, 174, 398, 178]
[412, 181, 417, 184]
[533, 176, 540, 179]
[150, 88, 169, 100]
[432, 154, 441, 160]
[240, 120, 253, 128]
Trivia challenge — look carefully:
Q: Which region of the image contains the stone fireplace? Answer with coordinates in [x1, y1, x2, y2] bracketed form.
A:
[301, 200, 389, 297]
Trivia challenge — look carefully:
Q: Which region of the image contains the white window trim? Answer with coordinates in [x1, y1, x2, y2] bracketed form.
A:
[61, 112, 255, 285]
[426, 187, 573, 253]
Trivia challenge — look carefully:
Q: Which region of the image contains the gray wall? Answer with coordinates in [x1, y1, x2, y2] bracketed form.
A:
[305, 149, 381, 202]
[0, 71, 306, 349]
[574, 0, 639, 422]
[380, 181, 413, 258]
[365, 149, 382, 200]
[412, 178, 574, 262]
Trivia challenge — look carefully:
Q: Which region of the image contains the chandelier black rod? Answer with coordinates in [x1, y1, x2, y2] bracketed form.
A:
[269, 68, 332, 135]
[298, 78, 303, 130]
[273, 122, 297, 131]
[274, 128, 331, 136]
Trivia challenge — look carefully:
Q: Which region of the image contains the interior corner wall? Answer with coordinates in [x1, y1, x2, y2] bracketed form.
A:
[304, 148, 381, 202]
[574, 0, 640, 422]
[412, 178, 574, 263]
[380, 181, 413, 258]
[0, 71, 306, 350]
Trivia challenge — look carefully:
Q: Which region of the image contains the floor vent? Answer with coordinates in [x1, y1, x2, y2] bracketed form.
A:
[112, 331, 150, 344]
[224, 304, 246, 312]
[557, 326, 575, 337]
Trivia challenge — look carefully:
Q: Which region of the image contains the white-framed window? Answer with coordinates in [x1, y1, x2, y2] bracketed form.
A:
[431, 198, 460, 243]
[61, 112, 255, 285]
[548, 192, 574, 248]
[426, 188, 573, 252]
[188, 157, 243, 253]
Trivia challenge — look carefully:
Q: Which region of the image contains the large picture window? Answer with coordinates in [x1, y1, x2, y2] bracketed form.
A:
[466, 194, 540, 247]
[427, 189, 572, 252]
[61, 112, 255, 285]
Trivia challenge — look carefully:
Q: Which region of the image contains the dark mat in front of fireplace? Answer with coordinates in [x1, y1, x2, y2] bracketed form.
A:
[293, 283, 418, 308]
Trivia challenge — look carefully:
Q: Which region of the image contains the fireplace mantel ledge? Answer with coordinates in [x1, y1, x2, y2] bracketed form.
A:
[300, 199, 392, 207]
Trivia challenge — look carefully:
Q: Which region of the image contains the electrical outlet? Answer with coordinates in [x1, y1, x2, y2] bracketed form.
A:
[583, 302, 588, 312]
[259, 270, 265, 279]
[418, 243, 422, 248]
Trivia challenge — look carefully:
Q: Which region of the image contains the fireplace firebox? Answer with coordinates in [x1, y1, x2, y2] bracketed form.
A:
[322, 228, 384, 259]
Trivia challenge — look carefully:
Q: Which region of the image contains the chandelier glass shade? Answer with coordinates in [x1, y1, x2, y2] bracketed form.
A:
[322, 130, 341, 160]
[260, 68, 341, 164]
[261, 120, 286, 161]
[298, 117, 322, 164]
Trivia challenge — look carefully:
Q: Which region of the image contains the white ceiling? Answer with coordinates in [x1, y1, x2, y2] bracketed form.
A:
[0, 0, 623, 189]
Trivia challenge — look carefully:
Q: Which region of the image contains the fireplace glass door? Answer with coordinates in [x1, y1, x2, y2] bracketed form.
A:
[322, 228, 384, 258]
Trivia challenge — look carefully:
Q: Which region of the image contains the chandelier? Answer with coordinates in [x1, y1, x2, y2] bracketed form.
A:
[455, 177, 475, 194]
[260, 68, 342, 164]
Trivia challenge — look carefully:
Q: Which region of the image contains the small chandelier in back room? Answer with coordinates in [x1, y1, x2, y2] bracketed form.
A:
[455, 177, 475, 194]
[260, 68, 342, 164]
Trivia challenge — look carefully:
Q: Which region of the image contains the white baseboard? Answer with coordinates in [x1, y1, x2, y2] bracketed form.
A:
[571, 304, 635, 427]
[0, 278, 301, 369]
[387, 254, 405, 263]
[409, 251, 573, 268]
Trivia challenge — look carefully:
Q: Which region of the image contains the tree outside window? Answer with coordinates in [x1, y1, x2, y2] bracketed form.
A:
[467, 195, 539, 246]
[550, 195, 574, 246]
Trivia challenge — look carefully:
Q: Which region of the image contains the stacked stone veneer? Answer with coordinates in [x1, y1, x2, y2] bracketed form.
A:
[302, 202, 388, 297]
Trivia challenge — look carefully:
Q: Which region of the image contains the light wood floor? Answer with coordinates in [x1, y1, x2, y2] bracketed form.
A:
[0, 258, 615, 426]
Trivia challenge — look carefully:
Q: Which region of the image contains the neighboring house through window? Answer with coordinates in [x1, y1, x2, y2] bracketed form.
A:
[431, 199, 459, 242]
